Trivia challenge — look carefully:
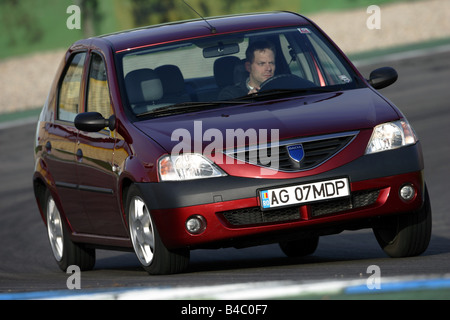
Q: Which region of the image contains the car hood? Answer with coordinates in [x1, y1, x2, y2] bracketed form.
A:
[133, 88, 400, 153]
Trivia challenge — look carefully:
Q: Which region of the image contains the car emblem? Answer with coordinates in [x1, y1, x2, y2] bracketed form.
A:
[287, 144, 305, 163]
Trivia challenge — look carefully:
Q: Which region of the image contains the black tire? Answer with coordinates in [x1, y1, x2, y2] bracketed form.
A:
[44, 189, 95, 272]
[373, 186, 432, 258]
[279, 236, 319, 258]
[125, 184, 190, 275]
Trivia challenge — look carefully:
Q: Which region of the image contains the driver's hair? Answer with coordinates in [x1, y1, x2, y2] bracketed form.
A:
[245, 40, 276, 64]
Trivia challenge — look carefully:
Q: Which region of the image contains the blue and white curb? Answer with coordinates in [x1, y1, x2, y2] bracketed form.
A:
[1, 274, 450, 300]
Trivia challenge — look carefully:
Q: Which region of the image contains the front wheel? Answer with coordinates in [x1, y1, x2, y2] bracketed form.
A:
[373, 186, 432, 258]
[126, 184, 189, 275]
[44, 189, 95, 271]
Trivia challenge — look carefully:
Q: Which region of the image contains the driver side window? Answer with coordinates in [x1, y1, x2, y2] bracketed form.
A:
[58, 52, 86, 122]
[86, 53, 112, 119]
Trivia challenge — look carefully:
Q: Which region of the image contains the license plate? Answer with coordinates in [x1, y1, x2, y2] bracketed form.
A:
[259, 178, 350, 210]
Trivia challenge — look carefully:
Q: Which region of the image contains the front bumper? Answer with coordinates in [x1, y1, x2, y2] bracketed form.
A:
[136, 143, 425, 249]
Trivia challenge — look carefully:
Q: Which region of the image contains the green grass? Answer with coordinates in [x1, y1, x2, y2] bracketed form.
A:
[0, 0, 410, 60]
[0, 108, 41, 123]
[0, 0, 118, 59]
[347, 36, 450, 62]
[0, 0, 80, 59]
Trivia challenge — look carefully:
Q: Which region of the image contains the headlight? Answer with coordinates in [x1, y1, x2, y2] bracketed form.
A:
[158, 153, 227, 181]
[366, 120, 417, 154]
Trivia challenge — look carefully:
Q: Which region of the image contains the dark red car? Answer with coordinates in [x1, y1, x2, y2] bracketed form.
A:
[33, 12, 431, 275]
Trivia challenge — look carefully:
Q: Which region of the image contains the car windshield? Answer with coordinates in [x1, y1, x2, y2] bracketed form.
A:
[117, 25, 363, 119]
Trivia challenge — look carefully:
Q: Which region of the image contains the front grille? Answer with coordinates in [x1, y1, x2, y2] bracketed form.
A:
[219, 206, 300, 226]
[310, 189, 380, 217]
[225, 131, 357, 172]
[218, 189, 380, 226]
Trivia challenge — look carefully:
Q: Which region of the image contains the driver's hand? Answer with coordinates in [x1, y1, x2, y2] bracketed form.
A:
[248, 86, 260, 94]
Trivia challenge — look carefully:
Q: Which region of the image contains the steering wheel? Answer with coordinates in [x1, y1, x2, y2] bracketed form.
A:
[259, 74, 316, 92]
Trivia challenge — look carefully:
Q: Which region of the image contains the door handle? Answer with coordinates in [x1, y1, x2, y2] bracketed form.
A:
[76, 149, 83, 161]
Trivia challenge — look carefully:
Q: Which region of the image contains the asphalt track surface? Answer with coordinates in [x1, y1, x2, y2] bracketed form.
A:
[0, 48, 449, 296]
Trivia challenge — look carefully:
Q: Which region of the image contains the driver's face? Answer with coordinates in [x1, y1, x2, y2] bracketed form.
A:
[246, 49, 276, 88]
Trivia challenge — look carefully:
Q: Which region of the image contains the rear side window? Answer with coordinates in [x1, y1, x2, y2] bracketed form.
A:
[58, 52, 86, 122]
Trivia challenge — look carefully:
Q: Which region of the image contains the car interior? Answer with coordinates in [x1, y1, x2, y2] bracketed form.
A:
[121, 27, 356, 117]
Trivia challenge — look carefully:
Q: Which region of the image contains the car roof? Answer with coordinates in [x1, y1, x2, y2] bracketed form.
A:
[94, 11, 310, 54]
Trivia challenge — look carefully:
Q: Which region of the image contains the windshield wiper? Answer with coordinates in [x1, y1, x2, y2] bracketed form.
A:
[135, 88, 338, 117]
[234, 87, 339, 101]
[136, 100, 250, 118]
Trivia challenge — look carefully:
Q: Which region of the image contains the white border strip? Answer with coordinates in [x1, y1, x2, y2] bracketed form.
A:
[353, 43, 450, 67]
[28, 274, 450, 300]
[2, 274, 449, 300]
[0, 116, 38, 131]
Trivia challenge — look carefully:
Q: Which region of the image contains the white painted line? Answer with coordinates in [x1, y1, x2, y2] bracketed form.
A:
[353, 44, 450, 67]
[30, 274, 450, 300]
[0, 116, 38, 131]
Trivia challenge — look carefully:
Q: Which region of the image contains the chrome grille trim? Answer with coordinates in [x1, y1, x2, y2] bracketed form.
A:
[224, 131, 358, 172]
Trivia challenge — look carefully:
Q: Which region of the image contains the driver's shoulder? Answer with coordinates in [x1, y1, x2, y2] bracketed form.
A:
[218, 82, 247, 100]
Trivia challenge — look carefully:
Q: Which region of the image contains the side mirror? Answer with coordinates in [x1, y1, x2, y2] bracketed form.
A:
[75, 112, 116, 132]
[368, 67, 398, 90]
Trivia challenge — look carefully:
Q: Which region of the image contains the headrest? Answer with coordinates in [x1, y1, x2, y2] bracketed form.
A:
[214, 56, 241, 88]
[233, 59, 249, 84]
[125, 69, 163, 104]
[155, 65, 185, 95]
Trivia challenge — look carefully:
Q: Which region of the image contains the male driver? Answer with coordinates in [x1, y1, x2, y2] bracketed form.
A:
[219, 40, 276, 99]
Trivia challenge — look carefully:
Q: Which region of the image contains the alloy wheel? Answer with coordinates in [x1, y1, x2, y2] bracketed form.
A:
[129, 196, 155, 266]
[46, 197, 64, 262]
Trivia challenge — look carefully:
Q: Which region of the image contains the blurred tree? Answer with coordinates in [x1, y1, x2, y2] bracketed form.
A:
[128, 0, 176, 26]
[75, 0, 102, 37]
[220, 0, 271, 13]
[122, 0, 276, 28]
[1, 0, 43, 45]
[126, 0, 229, 27]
